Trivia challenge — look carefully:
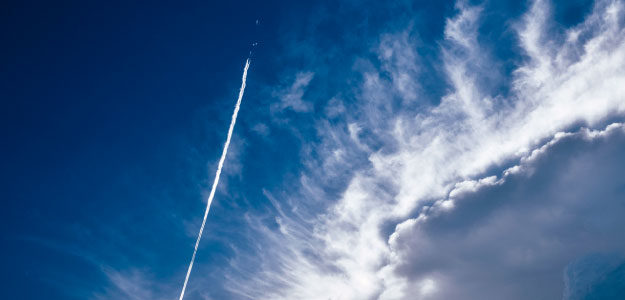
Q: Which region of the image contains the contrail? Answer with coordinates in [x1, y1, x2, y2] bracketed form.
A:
[178, 58, 250, 300]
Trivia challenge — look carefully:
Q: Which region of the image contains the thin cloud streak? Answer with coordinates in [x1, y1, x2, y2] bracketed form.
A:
[178, 58, 251, 300]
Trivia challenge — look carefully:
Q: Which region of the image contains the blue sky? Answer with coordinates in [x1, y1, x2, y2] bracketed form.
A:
[2, 0, 625, 299]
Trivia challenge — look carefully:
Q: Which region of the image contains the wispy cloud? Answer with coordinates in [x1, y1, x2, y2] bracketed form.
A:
[223, 1, 625, 299]
[271, 71, 315, 113]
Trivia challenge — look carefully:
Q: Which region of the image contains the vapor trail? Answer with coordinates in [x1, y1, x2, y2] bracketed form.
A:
[178, 58, 250, 300]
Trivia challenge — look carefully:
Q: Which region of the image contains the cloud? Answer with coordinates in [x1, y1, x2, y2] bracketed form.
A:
[564, 253, 625, 300]
[386, 124, 625, 299]
[222, 1, 625, 299]
[93, 268, 157, 300]
[378, 30, 421, 102]
[251, 123, 270, 136]
[271, 71, 315, 113]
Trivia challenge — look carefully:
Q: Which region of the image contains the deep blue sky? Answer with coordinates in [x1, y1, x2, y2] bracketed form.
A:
[2, 0, 624, 299]
[2, 1, 288, 298]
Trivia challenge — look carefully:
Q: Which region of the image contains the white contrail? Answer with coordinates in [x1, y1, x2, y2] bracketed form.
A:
[178, 58, 250, 300]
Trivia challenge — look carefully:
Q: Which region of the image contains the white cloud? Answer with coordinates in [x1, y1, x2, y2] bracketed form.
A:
[92, 267, 177, 300]
[223, 1, 625, 299]
[271, 71, 315, 113]
[378, 30, 421, 102]
[385, 123, 625, 299]
[251, 122, 270, 136]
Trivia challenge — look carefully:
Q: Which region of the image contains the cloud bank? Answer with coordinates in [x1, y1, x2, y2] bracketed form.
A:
[220, 1, 625, 299]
